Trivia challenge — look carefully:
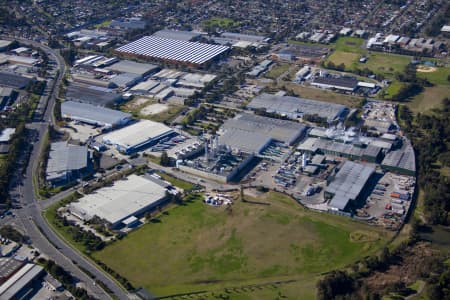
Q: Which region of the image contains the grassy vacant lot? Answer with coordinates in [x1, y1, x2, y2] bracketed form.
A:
[283, 83, 362, 107]
[325, 37, 412, 80]
[408, 85, 450, 113]
[93, 192, 392, 297]
[264, 63, 290, 79]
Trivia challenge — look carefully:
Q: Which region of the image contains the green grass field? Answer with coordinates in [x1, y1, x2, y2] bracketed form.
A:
[93, 192, 392, 297]
[203, 18, 239, 29]
[264, 63, 290, 79]
[417, 66, 450, 86]
[408, 85, 450, 113]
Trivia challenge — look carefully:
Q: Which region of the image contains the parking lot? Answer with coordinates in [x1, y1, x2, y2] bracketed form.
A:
[362, 172, 415, 229]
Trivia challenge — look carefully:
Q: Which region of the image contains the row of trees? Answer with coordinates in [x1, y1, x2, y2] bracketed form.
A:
[38, 258, 96, 300]
[391, 64, 432, 101]
[399, 99, 450, 224]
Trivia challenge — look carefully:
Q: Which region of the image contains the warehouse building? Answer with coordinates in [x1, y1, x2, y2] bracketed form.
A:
[325, 161, 375, 211]
[61, 101, 131, 129]
[46, 142, 91, 186]
[66, 84, 122, 107]
[0, 128, 15, 154]
[105, 60, 159, 77]
[298, 137, 382, 163]
[381, 142, 416, 176]
[152, 29, 202, 41]
[0, 72, 31, 89]
[0, 87, 16, 110]
[221, 113, 307, 146]
[311, 76, 359, 92]
[0, 40, 13, 52]
[69, 175, 168, 228]
[102, 120, 175, 154]
[114, 36, 230, 66]
[0, 263, 44, 300]
[247, 93, 348, 122]
[109, 72, 142, 88]
[130, 79, 160, 94]
[219, 129, 272, 154]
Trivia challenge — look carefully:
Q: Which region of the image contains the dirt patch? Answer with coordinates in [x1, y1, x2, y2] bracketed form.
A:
[349, 230, 379, 243]
[140, 103, 169, 116]
[127, 97, 153, 109]
[416, 65, 437, 73]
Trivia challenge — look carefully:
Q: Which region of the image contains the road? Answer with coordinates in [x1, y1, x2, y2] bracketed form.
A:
[3, 36, 129, 300]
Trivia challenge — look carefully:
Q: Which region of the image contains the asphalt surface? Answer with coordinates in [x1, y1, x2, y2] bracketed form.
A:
[3, 36, 129, 300]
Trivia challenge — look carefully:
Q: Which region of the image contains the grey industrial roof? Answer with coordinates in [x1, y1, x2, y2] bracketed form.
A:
[278, 43, 329, 58]
[222, 113, 307, 145]
[312, 77, 358, 90]
[115, 36, 229, 65]
[109, 73, 142, 87]
[326, 161, 375, 210]
[105, 60, 159, 76]
[221, 32, 267, 43]
[66, 84, 121, 106]
[247, 93, 347, 121]
[0, 263, 44, 299]
[0, 40, 12, 49]
[381, 142, 416, 173]
[46, 142, 88, 181]
[0, 87, 14, 97]
[0, 72, 31, 89]
[297, 137, 381, 159]
[219, 128, 272, 154]
[152, 29, 201, 41]
[69, 175, 167, 225]
[61, 101, 131, 126]
[0, 128, 15, 143]
[0, 258, 23, 279]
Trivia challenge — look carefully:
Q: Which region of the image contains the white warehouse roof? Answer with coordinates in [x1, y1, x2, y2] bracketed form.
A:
[115, 36, 230, 65]
[69, 175, 167, 226]
[102, 120, 173, 150]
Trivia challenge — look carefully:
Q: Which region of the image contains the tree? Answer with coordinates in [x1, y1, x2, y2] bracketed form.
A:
[160, 151, 170, 166]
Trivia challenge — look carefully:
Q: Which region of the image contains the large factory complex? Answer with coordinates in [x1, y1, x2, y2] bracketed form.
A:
[42, 29, 417, 234]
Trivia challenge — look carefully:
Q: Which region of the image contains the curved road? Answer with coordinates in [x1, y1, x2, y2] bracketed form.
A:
[4, 36, 129, 300]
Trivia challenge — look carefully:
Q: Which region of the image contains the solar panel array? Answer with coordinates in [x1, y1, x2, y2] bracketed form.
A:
[115, 36, 230, 65]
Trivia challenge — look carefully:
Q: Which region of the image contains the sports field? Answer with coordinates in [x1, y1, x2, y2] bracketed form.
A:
[93, 192, 392, 297]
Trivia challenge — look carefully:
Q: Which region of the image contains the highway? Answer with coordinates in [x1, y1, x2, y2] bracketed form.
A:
[4, 36, 130, 300]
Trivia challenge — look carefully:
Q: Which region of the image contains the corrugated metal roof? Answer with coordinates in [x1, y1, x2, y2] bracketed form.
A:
[115, 36, 229, 65]
[326, 161, 375, 210]
[46, 142, 88, 181]
[222, 113, 307, 145]
[219, 128, 271, 154]
[61, 101, 131, 126]
[247, 93, 347, 121]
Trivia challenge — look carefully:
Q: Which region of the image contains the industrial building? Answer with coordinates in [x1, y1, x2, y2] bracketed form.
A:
[381, 142, 416, 176]
[46, 142, 91, 186]
[311, 77, 359, 92]
[272, 44, 330, 62]
[0, 128, 15, 154]
[69, 175, 169, 228]
[178, 143, 255, 183]
[246, 60, 273, 77]
[0, 72, 31, 89]
[219, 129, 272, 154]
[325, 161, 375, 211]
[0, 40, 12, 52]
[247, 93, 348, 122]
[0, 263, 44, 300]
[105, 60, 159, 77]
[298, 137, 382, 163]
[114, 36, 230, 66]
[109, 72, 142, 88]
[130, 79, 160, 94]
[102, 120, 175, 154]
[66, 84, 122, 107]
[221, 113, 308, 146]
[152, 29, 202, 41]
[61, 101, 131, 129]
